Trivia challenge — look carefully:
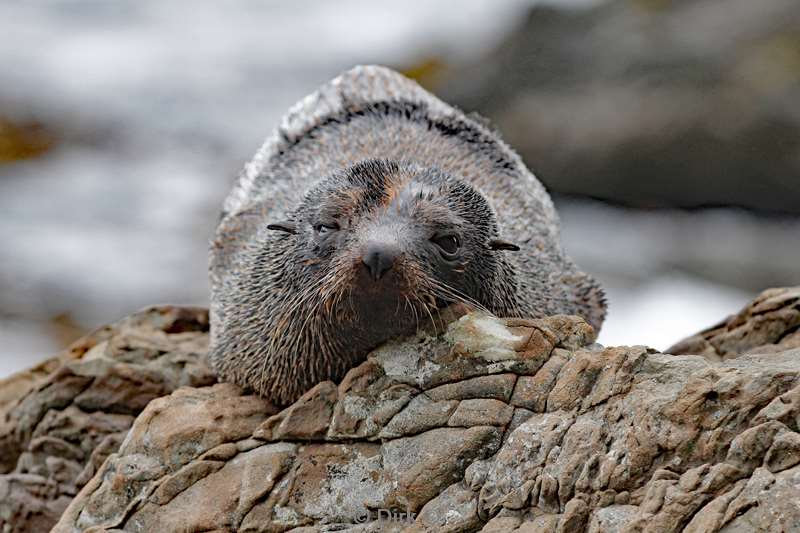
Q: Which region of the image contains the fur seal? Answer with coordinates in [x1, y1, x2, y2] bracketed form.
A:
[209, 65, 606, 405]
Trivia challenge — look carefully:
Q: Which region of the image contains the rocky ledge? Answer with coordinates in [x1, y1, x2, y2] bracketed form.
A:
[1, 288, 799, 532]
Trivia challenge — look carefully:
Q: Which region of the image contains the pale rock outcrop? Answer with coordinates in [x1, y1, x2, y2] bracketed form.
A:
[0, 306, 219, 532]
[668, 286, 800, 359]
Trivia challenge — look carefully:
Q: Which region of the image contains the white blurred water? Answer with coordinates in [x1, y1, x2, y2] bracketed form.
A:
[0, 0, 794, 378]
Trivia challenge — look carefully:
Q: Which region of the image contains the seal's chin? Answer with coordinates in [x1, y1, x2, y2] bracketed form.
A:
[352, 267, 407, 314]
[340, 266, 419, 340]
[351, 264, 453, 316]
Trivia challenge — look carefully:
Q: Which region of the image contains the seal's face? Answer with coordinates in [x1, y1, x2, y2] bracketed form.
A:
[267, 159, 519, 349]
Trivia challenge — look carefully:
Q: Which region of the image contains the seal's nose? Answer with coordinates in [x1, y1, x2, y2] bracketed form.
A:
[362, 244, 399, 281]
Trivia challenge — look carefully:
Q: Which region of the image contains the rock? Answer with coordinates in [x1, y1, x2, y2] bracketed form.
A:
[410, 483, 481, 532]
[379, 395, 458, 439]
[448, 399, 514, 428]
[668, 286, 800, 358]
[0, 306, 218, 533]
[587, 505, 637, 533]
[440, 0, 800, 215]
[44, 312, 577, 532]
[15, 292, 794, 532]
[0, 289, 798, 531]
[61, 383, 277, 532]
[509, 349, 569, 412]
[256, 381, 338, 441]
[427, 374, 517, 402]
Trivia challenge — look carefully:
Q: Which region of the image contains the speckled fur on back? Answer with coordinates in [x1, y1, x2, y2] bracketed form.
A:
[210, 65, 606, 404]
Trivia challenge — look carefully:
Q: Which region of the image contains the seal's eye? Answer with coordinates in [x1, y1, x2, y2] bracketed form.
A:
[314, 222, 339, 235]
[431, 234, 460, 256]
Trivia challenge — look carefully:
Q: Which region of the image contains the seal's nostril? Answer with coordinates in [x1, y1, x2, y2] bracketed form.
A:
[362, 245, 398, 280]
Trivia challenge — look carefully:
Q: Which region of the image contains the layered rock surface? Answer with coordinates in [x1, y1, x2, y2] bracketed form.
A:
[668, 286, 800, 360]
[1, 288, 799, 531]
[0, 306, 218, 532]
[0, 287, 785, 532]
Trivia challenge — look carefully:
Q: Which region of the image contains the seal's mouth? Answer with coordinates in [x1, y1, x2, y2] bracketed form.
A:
[353, 273, 451, 325]
[324, 256, 475, 349]
[351, 265, 412, 321]
[337, 252, 473, 338]
[354, 264, 403, 294]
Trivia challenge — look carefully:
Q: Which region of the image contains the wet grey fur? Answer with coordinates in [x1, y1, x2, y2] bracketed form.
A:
[209, 65, 606, 404]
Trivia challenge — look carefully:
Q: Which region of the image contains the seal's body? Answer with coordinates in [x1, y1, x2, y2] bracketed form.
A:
[210, 66, 606, 405]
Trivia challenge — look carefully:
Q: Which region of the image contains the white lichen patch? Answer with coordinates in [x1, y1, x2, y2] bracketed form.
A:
[342, 395, 370, 419]
[487, 361, 521, 374]
[338, 395, 379, 435]
[446, 313, 523, 361]
[272, 505, 302, 527]
[372, 333, 442, 386]
[300, 447, 390, 522]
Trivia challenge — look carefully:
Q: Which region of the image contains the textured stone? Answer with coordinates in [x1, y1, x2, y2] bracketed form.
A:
[56, 382, 275, 532]
[448, 399, 514, 428]
[409, 483, 480, 533]
[1, 289, 798, 532]
[383, 426, 503, 512]
[328, 358, 417, 441]
[427, 374, 517, 402]
[0, 306, 216, 533]
[587, 505, 637, 533]
[255, 381, 338, 441]
[380, 394, 458, 439]
[669, 286, 800, 358]
[510, 349, 569, 412]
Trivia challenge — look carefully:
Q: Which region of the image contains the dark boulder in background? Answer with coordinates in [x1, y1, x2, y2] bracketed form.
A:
[441, 0, 800, 214]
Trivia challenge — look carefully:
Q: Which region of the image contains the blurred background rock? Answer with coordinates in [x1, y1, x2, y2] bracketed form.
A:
[1, 0, 798, 377]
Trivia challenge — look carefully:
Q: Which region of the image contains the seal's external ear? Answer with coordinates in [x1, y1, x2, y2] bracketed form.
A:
[267, 221, 297, 234]
[488, 239, 520, 252]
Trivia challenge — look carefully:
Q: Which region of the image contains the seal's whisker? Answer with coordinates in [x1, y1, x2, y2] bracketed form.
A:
[260, 274, 330, 394]
[432, 304, 445, 332]
[415, 292, 439, 331]
[426, 278, 493, 316]
[290, 279, 337, 387]
[417, 282, 451, 332]
[270, 277, 326, 344]
[294, 275, 334, 341]
[276, 276, 327, 325]
[405, 294, 420, 331]
[433, 289, 491, 317]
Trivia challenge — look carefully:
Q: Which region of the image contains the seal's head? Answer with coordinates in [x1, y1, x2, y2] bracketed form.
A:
[233, 158, 520, 404]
